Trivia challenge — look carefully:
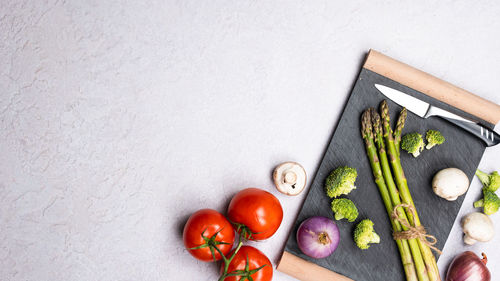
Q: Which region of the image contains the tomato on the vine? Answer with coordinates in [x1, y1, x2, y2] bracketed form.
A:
[227, 188, 283, 240]
[183, 209, 235, 262]
[220, 246, 273, 281]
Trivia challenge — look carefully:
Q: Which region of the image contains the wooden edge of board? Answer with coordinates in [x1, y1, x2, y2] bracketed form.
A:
[277, 251, 354, 281]
[364, 49, 500, 125]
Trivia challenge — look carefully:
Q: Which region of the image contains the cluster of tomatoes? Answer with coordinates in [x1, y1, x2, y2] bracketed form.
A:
[183, 188, 284, 281]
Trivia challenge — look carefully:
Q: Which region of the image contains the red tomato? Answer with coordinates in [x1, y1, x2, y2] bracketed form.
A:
[227, 188, 283, 240]
[221, 246, 273, 281]
[183, 209, 235, 262]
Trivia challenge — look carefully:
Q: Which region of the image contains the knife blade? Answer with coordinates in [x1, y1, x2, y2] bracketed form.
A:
[374, 84, 500, 147]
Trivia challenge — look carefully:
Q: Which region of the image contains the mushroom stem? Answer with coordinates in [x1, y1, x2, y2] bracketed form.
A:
[284, 171, 297, 185]
[273, 162, 307, 196]
[463, 235, 477, 245]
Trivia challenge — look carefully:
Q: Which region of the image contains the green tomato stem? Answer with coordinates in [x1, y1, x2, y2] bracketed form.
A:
[216, 228, 252, 281]
[217, 238, 244, 281]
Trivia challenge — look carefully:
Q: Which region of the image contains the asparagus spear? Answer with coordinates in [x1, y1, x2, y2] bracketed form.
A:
[370, 109, 429, 281]
[394, 108, 407, 156]
[380, 101, 441, 281]
[361, 110, 418, 281]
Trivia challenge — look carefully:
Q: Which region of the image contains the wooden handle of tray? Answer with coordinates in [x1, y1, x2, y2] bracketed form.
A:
[277, 251, 354, 281]
[364, 50, 500, 125]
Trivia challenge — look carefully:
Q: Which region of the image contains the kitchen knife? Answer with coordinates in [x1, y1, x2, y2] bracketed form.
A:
[374, 84, 500, 147]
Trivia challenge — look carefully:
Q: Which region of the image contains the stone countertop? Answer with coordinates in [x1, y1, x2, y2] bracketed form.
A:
[1, 1, 500, 280]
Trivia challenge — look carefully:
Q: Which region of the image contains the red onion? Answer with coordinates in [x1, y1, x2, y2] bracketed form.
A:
[446, 251, 490, 281]
[296, 216, 340, 259]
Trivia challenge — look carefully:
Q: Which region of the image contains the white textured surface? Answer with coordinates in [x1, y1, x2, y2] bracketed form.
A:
[1, 1, 500, 280]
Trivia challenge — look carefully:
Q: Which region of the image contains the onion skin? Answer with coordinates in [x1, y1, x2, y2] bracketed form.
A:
[296, 216, 340, 259]
[446, 251, 490, 281]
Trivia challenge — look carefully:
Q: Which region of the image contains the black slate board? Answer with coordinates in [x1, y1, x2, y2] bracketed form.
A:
[284, 68, 494, 281]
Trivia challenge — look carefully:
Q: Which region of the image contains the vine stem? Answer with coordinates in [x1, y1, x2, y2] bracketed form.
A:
[216, 233, 245, 281]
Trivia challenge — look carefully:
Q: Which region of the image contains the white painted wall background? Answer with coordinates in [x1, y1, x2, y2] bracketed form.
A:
[1, 1, 500, 280]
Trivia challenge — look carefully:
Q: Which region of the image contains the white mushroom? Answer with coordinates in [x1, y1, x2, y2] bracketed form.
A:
[273, 162, 307, 196]
[461, 212, 495, 245]
[432, 168, 469, 201]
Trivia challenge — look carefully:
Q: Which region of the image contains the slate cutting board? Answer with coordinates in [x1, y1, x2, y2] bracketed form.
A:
[280, 53, 497, 281]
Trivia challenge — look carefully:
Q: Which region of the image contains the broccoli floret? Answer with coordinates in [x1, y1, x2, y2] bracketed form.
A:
[331, 198, 359, 222]
[401, 133, 424, 157]
[474, 188, 500, 215]
[476, 169, 500, 192]
[425, 130, 445, 149]
[325, 166, 357, 198]
[354, 219, 380, 250]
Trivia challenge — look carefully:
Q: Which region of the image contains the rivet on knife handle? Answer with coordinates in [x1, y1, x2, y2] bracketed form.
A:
[437, 116, 500, 147]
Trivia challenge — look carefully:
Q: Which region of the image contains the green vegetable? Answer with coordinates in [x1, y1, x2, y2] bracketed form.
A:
[474, 188, 500, 215]
[330, 198, 358, 222]
[353, 219, 380, 250]
[401, 132, 424, 157]
[381, 101, 439, 281]
[475, 169, 500, 192]
[425, 130, 445, 149]
[393, 108, 407, 157]
[325, 166, 357, 198]
[362, 109, 420, 281]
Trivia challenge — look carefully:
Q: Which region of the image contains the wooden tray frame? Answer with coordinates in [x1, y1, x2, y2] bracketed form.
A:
[277, 50, 500, 281]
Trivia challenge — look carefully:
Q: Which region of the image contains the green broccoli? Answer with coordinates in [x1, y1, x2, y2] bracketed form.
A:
[354, 219, 380, 249]
[325, 166, 357, 198]
[401, 132, 424, 157]
[331, 198, 359, 222]
[425, 130, 445, 149]
[475, 169, 500, 192]
[474, 188, 500, 215]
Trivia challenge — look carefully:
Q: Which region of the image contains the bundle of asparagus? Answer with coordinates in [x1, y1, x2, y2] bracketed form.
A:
[361, 101, 441, 281]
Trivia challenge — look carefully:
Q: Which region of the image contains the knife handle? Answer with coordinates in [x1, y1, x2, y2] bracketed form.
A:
[439, 116, 500, 147]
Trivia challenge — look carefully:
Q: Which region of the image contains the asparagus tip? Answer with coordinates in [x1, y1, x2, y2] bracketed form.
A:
[361, 110, 373, 139]
[380, 100, 388, 116]
[396, 108, 407, 129]
[380, 100, 393, 137]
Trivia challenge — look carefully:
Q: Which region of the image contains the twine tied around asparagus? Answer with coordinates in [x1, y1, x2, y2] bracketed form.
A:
[391, 203, 442, 255]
